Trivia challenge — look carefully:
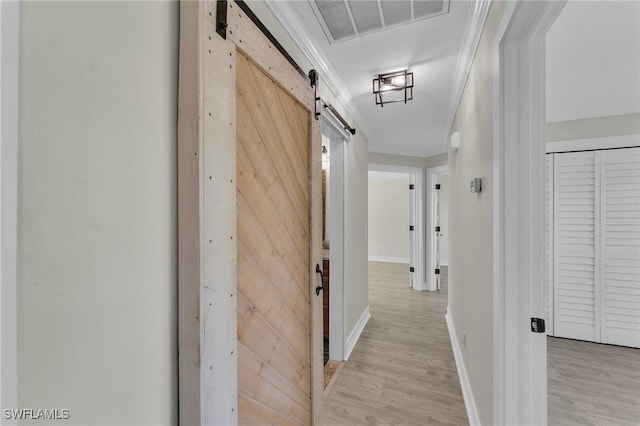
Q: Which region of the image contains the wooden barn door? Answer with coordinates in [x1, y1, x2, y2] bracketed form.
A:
[178, 1, 323, 425]
[236, 50, 313, 424]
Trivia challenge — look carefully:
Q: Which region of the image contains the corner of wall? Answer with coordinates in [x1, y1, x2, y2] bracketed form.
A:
[445, 310, 481, 426]
[344, 305, 370, 360]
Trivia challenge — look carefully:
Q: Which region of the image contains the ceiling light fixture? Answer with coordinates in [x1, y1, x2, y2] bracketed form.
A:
[373, 69, 413, 107]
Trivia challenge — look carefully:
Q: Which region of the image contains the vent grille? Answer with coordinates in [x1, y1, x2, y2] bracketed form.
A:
[311, 0, 449, 43]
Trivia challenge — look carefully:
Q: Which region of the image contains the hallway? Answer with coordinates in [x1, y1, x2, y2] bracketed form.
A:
[320, 262, 467, 425]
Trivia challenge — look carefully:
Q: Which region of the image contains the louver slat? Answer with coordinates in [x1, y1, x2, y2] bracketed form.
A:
[601, 147, 640, 348]
[554, 151, 599, 342]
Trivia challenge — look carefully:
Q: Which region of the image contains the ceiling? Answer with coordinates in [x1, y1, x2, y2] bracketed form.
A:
[273, 0, 473, 157]
[546, 1, 640, 122]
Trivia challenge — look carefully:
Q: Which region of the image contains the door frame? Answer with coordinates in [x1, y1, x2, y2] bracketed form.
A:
[322, 110, 349, 362]
[177, 1, 323, 424]
[493, 1, 566, 425]
[1, 0, 20, 414]
[426, 164, 448, 292]
[367, 163, 425, 291]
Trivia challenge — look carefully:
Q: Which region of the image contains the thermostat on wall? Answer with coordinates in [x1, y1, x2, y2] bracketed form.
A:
[470, 178, 482, 193]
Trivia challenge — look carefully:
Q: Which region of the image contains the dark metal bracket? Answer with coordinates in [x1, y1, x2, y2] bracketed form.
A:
[231, 1, 308, 80]
[315, 264, 324, 296]
[309, 70, 321, 121]
[216, 1, 228, 39]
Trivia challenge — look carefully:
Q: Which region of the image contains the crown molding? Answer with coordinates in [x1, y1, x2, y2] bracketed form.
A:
[368, 145, 447, 159]
[264, 0, 370, 137]
[443, 0, 493, 142]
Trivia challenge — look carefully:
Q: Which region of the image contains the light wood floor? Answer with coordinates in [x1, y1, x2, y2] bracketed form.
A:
[319, 262, 467, 425]
[548, 336, 640, 425]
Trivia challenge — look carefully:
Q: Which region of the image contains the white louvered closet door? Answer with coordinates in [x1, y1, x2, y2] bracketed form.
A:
[553, 151, 600, 342]
[600, 147, 640, 348]
[546, 155, 555, 336]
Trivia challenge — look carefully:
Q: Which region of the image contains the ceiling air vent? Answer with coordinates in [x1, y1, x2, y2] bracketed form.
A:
[310, 0, 449, 43]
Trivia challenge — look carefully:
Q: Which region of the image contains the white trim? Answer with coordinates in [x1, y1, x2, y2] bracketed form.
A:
[444, 0, 492, 146]
[547, 105, 640, 124]
[368, 145, 447, 160]
[546, 133, 640, 153]
[492, 3, 517, 423]
[426, 164, 448, 292]
[344, 306, 370, 361]
[368, 163, 425, 291]
[327, 116, 347, 363]
[494, 2, 566, 425]
[1, 1, 20, 418]
[264, 0, 369, 138]
[367, 256, 410, 264]
[445, 310, 480, 426]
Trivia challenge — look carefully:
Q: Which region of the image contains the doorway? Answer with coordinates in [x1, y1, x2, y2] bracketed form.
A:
[427, 165, 448, 292]
[368, 163, 425, 290]
[493, 2, 567, 424]
[321, 109, 349, 374]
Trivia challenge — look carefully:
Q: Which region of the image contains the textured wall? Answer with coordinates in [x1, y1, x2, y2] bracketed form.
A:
[18, 2, 178, 424]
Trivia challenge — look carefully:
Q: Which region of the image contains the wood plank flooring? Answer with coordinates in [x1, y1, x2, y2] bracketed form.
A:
[320, 263, 467, 425]
[548, 336, 640, 425]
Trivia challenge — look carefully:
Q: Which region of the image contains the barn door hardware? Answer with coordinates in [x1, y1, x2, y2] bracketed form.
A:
[315, 263, 324, 295]
[216, 1, 308, 79]
[309, 70, 321, 120]
[216, 1, 228, 39]
[323, 103, 356, 135]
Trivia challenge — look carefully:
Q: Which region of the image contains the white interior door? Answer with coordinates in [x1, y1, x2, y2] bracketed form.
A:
[434, 182, 441, 291]
[409, 176, 416, 288]
[600, 147, 640, 347]
[553, 151, 600, 342]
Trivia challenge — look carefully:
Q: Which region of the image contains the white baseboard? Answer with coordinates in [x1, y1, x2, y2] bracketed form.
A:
[368, 256, 409, 264]
[344, 306, 371, 361]
[445, 309, 481, 426]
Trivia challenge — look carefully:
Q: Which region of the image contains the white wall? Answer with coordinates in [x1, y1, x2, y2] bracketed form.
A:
[18, 2, 178, 424]
[368, 172, 410, 262]
[439, 175, 449, 266]
[368, 152, 447, 286]
[545, 2, 640, 144]
[447, 2, 508, 425]
[1, 0, 20, 414]
[546, 1, 640, 123]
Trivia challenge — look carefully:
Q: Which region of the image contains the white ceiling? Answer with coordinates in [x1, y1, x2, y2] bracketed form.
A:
[279, 0, 473, 157]
[546, 1, 640, 123]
